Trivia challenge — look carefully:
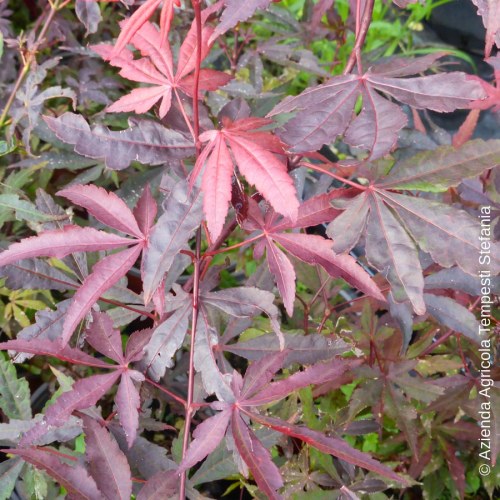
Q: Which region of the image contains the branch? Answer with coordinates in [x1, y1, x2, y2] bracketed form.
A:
[343, 0, 375, 75]
[0, 0, 66, 128]
[179, 2, 203, 497]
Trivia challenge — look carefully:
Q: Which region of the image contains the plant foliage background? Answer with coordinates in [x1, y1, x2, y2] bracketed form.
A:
[0, 0, 499, 499]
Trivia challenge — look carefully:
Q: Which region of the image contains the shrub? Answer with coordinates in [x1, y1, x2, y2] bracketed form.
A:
[0, 1, 498, 498]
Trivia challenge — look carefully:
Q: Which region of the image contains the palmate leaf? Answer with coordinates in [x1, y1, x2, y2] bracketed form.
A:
[45, 112, 194, 170]
[241, 196, 385, 316]
[2, 416, 134, 500]
[211, 0, 273, 40]
[142, 177, 203, 304]
[111, 0, 179, 57]
[141, 281, 284, 383]
[0, 185, 150, 345]
[2, 448, 102, 500]
[194, 116, 299, 241]
[327, 139, 500, 313]
[96, 20, 231, 118]
[82, 415, 133, 500]
[222, 332, 350, 367]
[269, 54, 486, 159]
[472, 0, 500, 57]
[180, 353, 407, 496]
[1, 313, 147, 448]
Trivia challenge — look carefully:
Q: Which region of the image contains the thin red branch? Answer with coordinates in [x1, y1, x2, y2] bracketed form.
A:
[300, 161, 367, 191]
[144, 376, 187, 407]
[343, 0, 375, 75]
[179, 2, 204, 497]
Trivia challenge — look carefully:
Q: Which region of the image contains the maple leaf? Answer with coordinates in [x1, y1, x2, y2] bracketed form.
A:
[0, 184, 156, 345]
[44, 112, 195, 170]
[192, 115, 300, 240]
[75, 0, 102, 35]
[0, 311, 149, 448]
[141, 176, 203, 304]
[269, 53, 486, 159]
[94, 19, 231, 119]
[82, 414, 133, 500]
[471, 0, 500, 57]
[338, 323, 449, 459]
[239, 193, 385, 316]
[9, 58, 76, 153]
[469, 56, 500, 112]
[141, 282, 283, 388]
[222, 331, 350, 367]
[211, 0, 274, 41]
[111, 0, 180, 57]
[1, 415, 134, 500]
[1, 447, 103, 499]
[327, 139, 500, 314]
[175, 352, 407, 497]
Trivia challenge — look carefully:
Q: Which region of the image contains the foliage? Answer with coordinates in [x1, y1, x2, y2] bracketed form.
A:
[0, 0, 498, 499]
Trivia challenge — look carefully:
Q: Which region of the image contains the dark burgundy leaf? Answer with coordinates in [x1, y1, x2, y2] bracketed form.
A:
[231, 412, 284, 499]
[248, 413, 408, 485]
[82, 415, 133, 500]
[44, 113, 194, 170]
[3, 447, 102, 499]
[86, 311, 125, 364]
[178, 408, 231, 473]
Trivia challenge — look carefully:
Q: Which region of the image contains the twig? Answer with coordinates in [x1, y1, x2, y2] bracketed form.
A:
[144, 376, 187, 407]
[0, 0, 65, 128]
[179, 1, 203, 497]
[300, 161, 367, 191]
[343, 0, 375, 75]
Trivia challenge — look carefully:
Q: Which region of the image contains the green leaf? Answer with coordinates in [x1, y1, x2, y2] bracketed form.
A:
[0, 458, 24, 500]
[0, 139, 16, 157]
[42, 366, 75, 411]
[22, 465, 49, 500]
[0, 352, 32, 420]
[0, 194, 58, 223]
